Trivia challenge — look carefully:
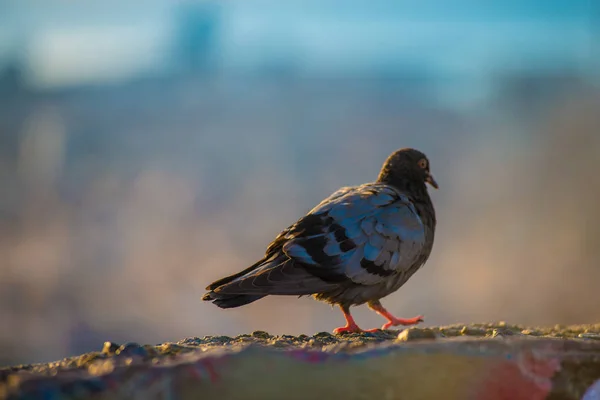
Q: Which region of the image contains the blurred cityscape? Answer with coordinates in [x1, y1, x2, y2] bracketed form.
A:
[1, 0, 599, 365]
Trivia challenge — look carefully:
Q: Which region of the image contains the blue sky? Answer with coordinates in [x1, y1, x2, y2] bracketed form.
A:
[0, 0, 597, 89]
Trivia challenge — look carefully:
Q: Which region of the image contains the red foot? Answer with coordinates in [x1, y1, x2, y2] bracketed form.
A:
[334, 305, 363, 334]
[381, 315, 424, 330]
[333, 324, 362, 334]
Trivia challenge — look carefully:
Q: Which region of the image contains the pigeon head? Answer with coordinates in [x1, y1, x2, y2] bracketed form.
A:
[377, 148, 439, 190]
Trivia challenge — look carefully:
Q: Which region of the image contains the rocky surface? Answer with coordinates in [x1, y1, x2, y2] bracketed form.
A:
[2, 323, 600, 399]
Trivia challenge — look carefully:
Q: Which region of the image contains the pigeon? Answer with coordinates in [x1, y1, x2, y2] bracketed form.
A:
[203, 148, 437, 333]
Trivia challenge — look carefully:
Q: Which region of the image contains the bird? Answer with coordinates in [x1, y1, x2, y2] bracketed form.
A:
[202, 148, 438, 333]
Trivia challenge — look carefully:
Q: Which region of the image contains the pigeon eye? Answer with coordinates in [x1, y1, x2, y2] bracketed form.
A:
[418, 159, 428, 169]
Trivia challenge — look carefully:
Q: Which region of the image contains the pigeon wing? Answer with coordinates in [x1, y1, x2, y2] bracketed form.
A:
[283, 183, 427, 286]
[211, 183, 426, 297]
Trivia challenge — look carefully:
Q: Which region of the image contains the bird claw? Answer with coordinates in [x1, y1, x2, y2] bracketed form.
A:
[381, 315, 424, 330]
[333, 325, 362, 334]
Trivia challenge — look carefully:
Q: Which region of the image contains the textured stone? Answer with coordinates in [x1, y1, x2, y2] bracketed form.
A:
[115, 342, 148, 358]
[102, 341, 120, 355]
[2, 323, 600, 400]
[396, 327, 437, 342]
[579, 333, 600, 340]
[461, 326, 486, 336]
[251, 331, 270, 339]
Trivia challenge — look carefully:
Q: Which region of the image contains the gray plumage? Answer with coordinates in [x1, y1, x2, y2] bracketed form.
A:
[203, 148, 437, 330]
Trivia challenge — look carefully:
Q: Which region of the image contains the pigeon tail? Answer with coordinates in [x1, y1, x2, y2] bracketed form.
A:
[202, 292, 266, 308]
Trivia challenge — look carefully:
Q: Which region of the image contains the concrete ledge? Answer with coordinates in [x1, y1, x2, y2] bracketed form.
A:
[2, 324, 600, 400]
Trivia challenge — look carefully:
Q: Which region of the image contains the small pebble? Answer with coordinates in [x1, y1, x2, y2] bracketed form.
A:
[441, 329, 461, 337]
[521, 329, 541, 336]
[200, 335, 232, 345]
[102, 342, 120, 355]
[492, 329, 514, 338]
[158, 343, 188, 355]
[178, 337, 202, 346]
[88, 360, 115, 376]
[579, 333, 600, 340]
[314, 332, 333, 339]
[396, 327, 436, 342]
[460, 326, 486, 336]
[251, 331, 270, 339]
[116, 342, 148, 358]
[75, 353, 102, 368]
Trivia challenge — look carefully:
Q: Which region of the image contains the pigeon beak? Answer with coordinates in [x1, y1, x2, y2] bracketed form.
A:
[426, 173, 439, 189]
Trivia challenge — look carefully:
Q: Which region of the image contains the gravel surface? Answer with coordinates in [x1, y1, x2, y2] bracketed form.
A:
[1, 322, 600, 400]
[3, 322, 600, 378]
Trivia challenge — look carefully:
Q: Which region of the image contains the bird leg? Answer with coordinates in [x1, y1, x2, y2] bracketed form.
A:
[333, 305, 363, 334]
[366, 300, 424, 331]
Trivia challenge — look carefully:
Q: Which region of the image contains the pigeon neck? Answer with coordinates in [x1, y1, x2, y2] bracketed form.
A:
[377, 174, 435, 222]
[391, 178, 429, 200]
[377, 171, 425, 196]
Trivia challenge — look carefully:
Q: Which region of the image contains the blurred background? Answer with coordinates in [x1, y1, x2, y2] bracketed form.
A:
[1, 0, 599, 365]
